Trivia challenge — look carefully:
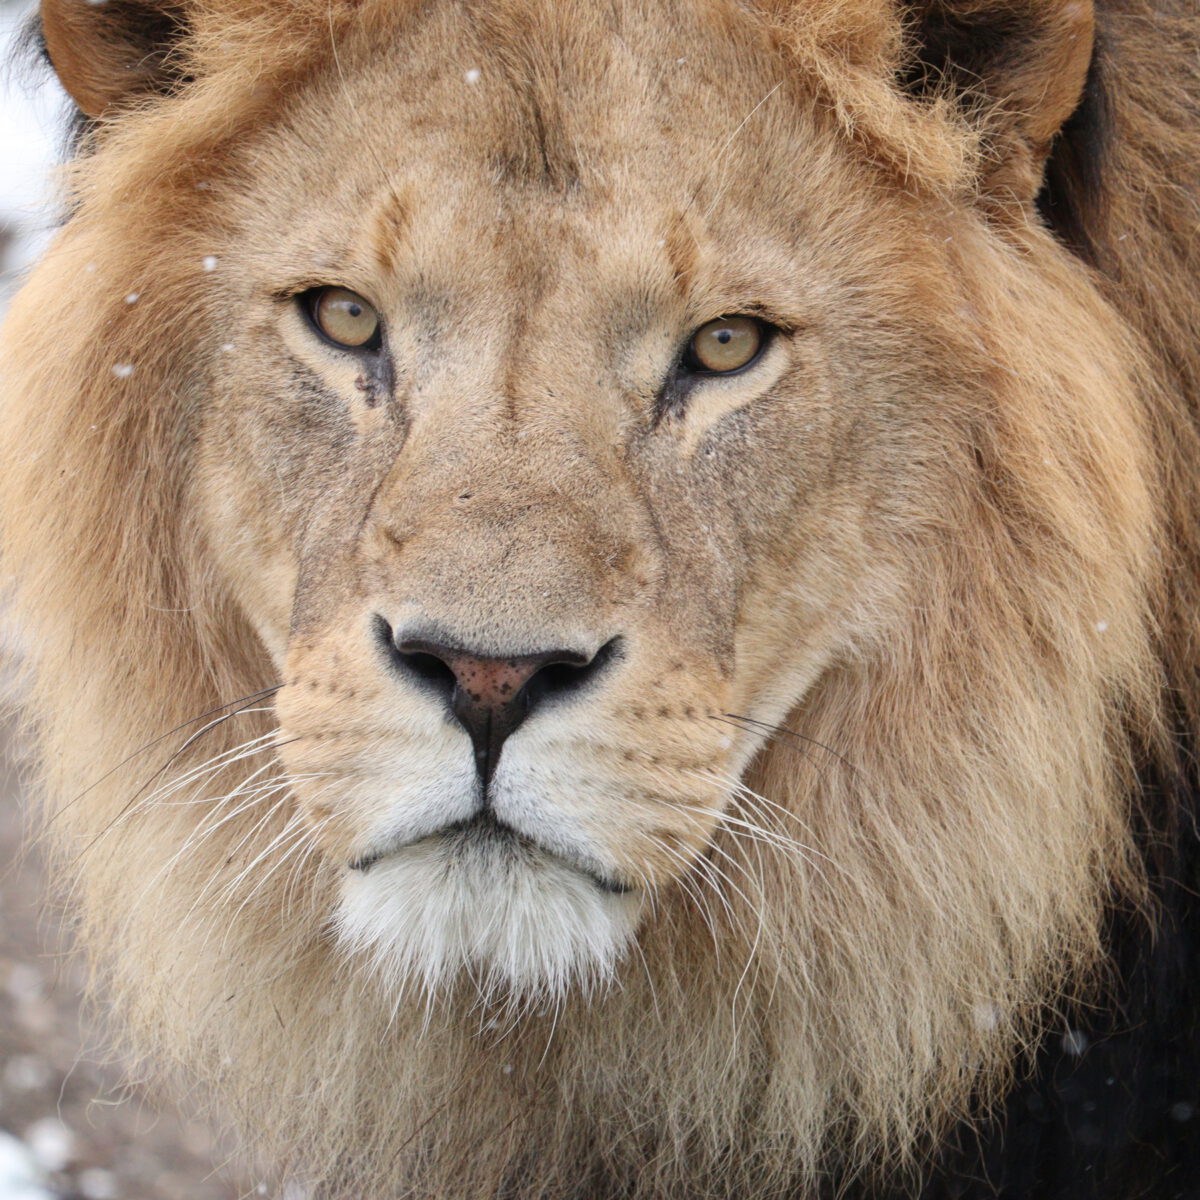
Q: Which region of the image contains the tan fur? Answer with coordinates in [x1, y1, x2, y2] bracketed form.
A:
[2, 0, 1198, 1195]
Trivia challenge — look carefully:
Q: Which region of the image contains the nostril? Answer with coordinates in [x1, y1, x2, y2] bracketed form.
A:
[374, 616, 459, 700]
[398, 650, 457, 694]
[524, 636, 621, 709]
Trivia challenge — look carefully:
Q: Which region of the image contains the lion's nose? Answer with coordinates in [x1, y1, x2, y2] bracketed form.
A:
[379, 621, 618, 784]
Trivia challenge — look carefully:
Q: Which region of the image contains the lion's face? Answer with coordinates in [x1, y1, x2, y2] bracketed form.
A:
[7, 0, 1175, 1191]
[190, 4, 962, 998]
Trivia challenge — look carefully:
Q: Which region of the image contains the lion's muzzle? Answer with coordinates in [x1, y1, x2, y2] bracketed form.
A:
[377, 618, 621, 785]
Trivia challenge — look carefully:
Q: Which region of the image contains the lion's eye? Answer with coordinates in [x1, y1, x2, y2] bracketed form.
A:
[304, 287, 382, 350]
[684, 316, 766, 374]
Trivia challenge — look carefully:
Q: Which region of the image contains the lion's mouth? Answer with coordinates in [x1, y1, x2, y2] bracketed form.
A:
[348, 810, 634, 895]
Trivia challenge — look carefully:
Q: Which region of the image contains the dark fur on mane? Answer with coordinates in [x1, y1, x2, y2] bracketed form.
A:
[910, 2, 1200, 1193]
[907, 758, 1200, 1199]
[1035, 29, 1114, 269]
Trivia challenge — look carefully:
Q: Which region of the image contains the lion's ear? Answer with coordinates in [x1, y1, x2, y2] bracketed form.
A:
[41, 0, 189, 118]
[903, 0, 1096, 201]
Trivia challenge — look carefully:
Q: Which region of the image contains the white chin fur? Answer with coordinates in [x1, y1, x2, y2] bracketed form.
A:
[335, 835, 640, 1006]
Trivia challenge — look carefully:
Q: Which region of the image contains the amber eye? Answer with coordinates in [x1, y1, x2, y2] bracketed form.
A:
[684, 316, 765, 374]
[305, 287, 382, 350]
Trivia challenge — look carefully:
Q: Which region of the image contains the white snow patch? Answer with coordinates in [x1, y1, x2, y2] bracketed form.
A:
[23, 1118, 73, 1173]
[464, 68, 481, 84]
[202, 255, 219, 272]
[0, 1, 66, 303]
[972, 1002, 1001, 1032]
[1061, 1029, 1089, 1058]
[112, 363, 134, 379]
[0, 1132, 54, 1200]
[3, 1056, 51, 1093]
[5, 964, 42, 1004]
[77, 1168, 118, 1199]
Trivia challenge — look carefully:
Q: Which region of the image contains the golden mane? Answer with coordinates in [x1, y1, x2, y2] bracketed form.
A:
[1, 0, 1197, 1196]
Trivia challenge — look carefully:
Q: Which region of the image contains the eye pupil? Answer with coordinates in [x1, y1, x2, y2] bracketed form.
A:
[716, 330, 732, 345]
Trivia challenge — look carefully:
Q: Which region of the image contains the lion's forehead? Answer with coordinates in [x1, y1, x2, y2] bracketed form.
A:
[344, 0, 791, 176]
[232, 3, 840, 266]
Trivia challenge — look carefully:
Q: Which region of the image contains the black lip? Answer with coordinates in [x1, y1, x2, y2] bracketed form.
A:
[348, 811, 634, 895]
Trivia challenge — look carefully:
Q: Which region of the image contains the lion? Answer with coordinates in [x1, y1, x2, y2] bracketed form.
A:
[1, 0, 1198, 1195]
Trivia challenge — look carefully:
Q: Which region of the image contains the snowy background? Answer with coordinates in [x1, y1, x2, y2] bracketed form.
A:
[0, 4, 250, 1197]
[0, 0, 60, 311]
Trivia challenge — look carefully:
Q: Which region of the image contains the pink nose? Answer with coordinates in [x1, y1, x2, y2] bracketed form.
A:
[438, 651, 549, 711]
[382, 627, 617, 784]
